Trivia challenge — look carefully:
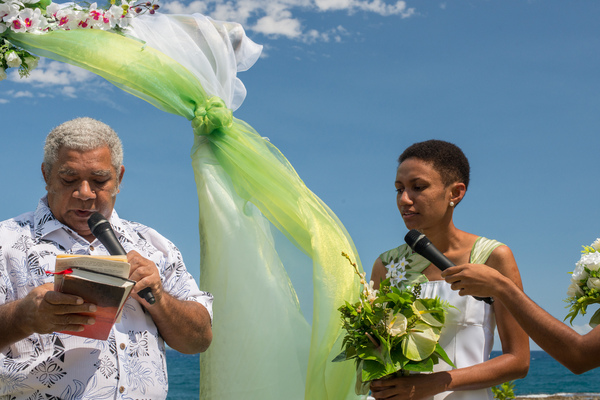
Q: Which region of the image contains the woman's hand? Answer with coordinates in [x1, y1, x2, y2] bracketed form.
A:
[370, 372, 450, 400]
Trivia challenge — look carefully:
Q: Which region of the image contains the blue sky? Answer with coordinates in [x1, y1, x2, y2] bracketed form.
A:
[2, 0, 600, 352]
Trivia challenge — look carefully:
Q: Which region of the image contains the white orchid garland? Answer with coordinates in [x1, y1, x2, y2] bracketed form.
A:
[0, 0, 159, 78]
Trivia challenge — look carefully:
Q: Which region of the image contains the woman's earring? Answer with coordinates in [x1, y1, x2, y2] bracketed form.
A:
[449, 201, 455, 207]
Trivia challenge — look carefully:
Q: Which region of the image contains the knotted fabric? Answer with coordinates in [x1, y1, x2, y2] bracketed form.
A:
[192, 96, 234, 136]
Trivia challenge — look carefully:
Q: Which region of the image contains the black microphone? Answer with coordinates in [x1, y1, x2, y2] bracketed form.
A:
[88, 212, 156, 305]
[404, 229, 493, 305]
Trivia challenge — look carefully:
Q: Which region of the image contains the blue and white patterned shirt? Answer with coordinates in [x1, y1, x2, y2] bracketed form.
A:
[0, 197, 213, 400]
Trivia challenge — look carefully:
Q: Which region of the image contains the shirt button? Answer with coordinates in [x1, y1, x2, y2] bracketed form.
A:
[90, 245, 95, 251]
[120, 343, 126, 350]
[119, 386, 125, 393]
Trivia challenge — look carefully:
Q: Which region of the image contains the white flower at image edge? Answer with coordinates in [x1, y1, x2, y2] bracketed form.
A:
[571, 252, 600, 281]
[592, 238, 600, 251]
[587, 277, 600, 291]
[5, 51, 21, 68]
[24, 56, 38, 70]
[0, 67, 6, 81]
[567, 282, 584, 298]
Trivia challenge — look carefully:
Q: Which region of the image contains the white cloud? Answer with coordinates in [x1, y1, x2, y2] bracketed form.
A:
[162, 0, 416, 41]
[253, 14, 302, 39]
[13, 91, 33, 98]
[9, 59, 95, 88]
[61, 86, 78, 98]
[0, 98, 9, 104]
[161, 0, 207, 14]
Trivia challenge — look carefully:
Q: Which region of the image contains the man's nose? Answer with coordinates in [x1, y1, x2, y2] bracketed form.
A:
[73, 181, 95, 200]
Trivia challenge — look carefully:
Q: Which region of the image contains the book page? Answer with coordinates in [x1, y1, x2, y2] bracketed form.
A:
[55, 255, 130, 279]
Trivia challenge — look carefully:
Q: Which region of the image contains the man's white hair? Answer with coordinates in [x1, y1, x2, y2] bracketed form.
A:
[43, 117, 124, 173]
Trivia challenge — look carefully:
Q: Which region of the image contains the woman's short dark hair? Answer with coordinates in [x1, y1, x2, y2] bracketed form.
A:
[399, 139, 470, 189]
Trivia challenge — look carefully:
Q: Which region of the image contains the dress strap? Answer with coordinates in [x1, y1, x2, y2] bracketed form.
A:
[469, 237, 504, 264]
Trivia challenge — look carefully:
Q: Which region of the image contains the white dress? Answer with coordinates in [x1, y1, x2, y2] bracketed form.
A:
[379, 237, 503, 400]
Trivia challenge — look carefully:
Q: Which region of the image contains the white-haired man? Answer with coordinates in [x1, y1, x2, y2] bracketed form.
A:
[0, 117, 213, 399]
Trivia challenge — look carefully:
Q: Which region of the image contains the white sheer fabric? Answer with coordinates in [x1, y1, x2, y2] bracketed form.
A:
[128, 14, 315, 399]
[129, 13, 262, 110]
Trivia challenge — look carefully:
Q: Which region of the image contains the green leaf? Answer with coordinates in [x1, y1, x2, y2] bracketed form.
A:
[332, 351, 347, 362]
[403, 357, 434, 372]
[590, 308, 600, 327]
[434, 343, 456, 369]
[362, 359, 396, 381]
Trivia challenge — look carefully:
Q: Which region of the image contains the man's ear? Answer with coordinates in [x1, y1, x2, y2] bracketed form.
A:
[450, 182, 467, 205]
[41, 164, 48, 184]
[117, 165, 125, 193]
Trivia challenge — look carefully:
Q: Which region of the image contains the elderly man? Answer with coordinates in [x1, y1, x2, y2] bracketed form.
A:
[0, 117, 213, 399]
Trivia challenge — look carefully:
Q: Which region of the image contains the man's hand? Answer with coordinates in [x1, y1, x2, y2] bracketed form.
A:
[125, 251, 212, 354]
[127, 250, 163, 306]
[19, 282, 97, 336]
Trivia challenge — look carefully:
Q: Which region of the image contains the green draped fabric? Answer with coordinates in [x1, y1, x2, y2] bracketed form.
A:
[7, 27, 362, 399]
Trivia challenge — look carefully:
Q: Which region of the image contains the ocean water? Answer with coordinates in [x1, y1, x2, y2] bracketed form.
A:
[165, 350, 600, 399]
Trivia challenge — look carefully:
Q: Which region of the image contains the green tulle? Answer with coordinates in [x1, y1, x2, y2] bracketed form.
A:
[7, 28, 363, 399]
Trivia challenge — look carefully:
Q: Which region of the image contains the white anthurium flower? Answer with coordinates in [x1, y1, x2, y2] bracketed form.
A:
[385, 310, 407, 337]
[5, 50, 21, 68]
[567, 282, 584, 298]
[0, 67, 7, 81]
[411, 300, 443, 327]
[587, 277, 600, 291]
[402, 323, 440, 361]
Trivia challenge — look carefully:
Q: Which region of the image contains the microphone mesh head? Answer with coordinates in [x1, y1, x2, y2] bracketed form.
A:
[87, 212, 108, 234]
[404, 229, 424, 249]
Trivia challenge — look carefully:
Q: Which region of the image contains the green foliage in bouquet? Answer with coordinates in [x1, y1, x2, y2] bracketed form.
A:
[334, 252, 455, 395]
[565, 239, 600, 327]
[491, 380, 516, 400]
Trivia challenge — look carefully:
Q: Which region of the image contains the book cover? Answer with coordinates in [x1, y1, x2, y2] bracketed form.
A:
[55, 268, 135, 340]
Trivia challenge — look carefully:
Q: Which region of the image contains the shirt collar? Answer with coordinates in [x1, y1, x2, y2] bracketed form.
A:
[33, 196, 136, 249]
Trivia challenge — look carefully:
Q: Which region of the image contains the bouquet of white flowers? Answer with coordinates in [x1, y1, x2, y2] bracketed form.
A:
[565, 238, 600, 327]
[334, 252, 454, 395]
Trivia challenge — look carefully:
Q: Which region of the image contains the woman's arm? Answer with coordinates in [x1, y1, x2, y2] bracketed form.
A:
[370, 245, 530, 399]
[443, 262, 600, 374]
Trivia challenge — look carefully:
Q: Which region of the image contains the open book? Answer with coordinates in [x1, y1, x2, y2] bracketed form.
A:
[53, 255, 133, 340]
